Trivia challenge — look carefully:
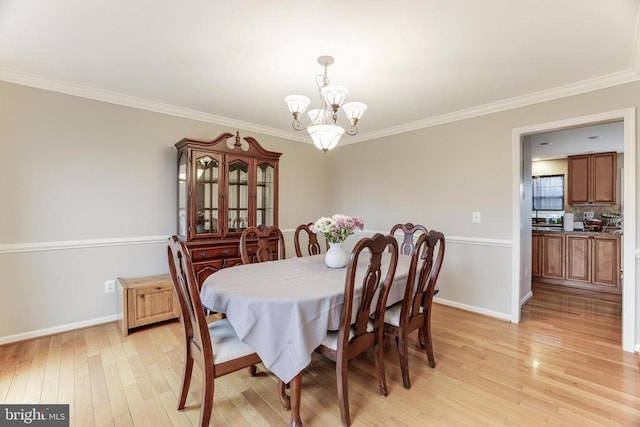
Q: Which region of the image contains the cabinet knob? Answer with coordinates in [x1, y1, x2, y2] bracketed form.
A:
[200, 252, 207, 258]
[222, 249, 230, 255]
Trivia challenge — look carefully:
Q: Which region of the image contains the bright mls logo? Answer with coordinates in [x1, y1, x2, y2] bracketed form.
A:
[0, 405, 69, 426]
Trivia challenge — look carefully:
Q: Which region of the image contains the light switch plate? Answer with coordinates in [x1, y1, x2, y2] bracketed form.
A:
[472, 211, 481, 223]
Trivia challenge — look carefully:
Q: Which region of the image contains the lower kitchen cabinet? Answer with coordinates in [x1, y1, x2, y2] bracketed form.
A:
[591, 235, 621, 289]
[541, 233, 565, 280]
[532, 231, 621, 294]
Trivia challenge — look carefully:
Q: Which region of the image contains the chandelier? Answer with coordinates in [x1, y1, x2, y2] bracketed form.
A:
[285, 55, 367, 153]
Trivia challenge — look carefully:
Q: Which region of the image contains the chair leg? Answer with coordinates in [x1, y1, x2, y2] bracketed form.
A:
[247, 365, 257, 376]
[374, 340, 389, 396]
[336, 358, 351, 426]
[199, 367, 215, 427]
[177, 351, 193, 410]
[397, 333, 411, 389]
[420, 318, 436, 368]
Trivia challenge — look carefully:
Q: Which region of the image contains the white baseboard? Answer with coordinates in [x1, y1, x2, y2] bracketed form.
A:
[434, 298, 511, 321]
[520, 290, 534, 307]
[0, 314, 119, 345]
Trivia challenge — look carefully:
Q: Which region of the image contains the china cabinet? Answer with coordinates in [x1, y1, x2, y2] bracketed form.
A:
[567, 152, 616, 205]
[175, 132, 281, 285]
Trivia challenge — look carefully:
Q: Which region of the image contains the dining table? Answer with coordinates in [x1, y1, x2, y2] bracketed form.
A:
[200, 252, 412, 426]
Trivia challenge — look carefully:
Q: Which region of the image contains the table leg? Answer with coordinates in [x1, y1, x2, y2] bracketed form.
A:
[289, 372, 303, 427]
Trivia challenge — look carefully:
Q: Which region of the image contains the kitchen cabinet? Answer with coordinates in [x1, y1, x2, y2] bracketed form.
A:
[532, 231, 565, 280]
[567, 152, 616, 205]
[531, 232, 541, 277]
[567, 234, 620, 291]
[175, 132, 281, 286]
[540, 233, 565, 280]
[533, 230, 621, 294]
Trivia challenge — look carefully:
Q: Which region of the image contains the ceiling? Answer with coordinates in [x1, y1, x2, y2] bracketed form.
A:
[1, 1, 639, 145]
[530, 121, 624, 161]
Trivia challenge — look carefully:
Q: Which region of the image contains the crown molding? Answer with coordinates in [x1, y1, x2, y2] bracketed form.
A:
[0, 67, 301, 142]
[2, 66, 639, 146]
[343, 69, 640, 145]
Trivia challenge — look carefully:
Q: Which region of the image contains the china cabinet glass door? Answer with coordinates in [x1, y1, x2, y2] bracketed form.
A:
[256, 162, 276, 227]
[177, 152, 187, 237]
[227, 157, 250, 234]
[193, 151, 221, 238]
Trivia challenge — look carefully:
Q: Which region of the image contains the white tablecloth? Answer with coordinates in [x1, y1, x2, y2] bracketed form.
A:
[200, 253, 411, 383]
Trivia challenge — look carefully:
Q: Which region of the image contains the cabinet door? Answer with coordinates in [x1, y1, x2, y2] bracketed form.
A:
[566, 235, 590, 282]
[128, 285, 177, 328]
[567, 155, 590, 204]
[541, 234, 565, 279]
[191, 151, 223, 239]
[255, 160, 278, 228]
[591, 236, 620, 290]
[531, 233, 541, 277]
[226, 155, 251, 235]
[591, 152, 616, 204]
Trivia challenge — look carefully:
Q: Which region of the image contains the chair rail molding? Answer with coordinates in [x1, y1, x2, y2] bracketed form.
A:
[0, 235, 169, 254]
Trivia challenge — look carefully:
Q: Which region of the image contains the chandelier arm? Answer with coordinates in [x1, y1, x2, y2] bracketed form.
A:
[292, 120, 305, 131]
[344, 125, 359, 136]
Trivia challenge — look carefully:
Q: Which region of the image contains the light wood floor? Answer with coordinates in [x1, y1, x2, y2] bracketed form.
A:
[2, 287, 639, 426]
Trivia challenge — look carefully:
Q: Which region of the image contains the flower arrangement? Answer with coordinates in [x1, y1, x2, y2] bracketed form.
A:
[311, 214, 364, 244]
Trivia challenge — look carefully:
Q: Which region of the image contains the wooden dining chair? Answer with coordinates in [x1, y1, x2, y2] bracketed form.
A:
[315, 233, 399, 426]
[383, 230, 445, 389]
[294, 222, 328, 257]
[389, 222, 429, 256]
[239, 225, 286, 264]
[167, 235, 264, 427]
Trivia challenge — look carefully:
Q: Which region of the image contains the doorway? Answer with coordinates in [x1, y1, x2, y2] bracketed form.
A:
[511, 108, 636, 352]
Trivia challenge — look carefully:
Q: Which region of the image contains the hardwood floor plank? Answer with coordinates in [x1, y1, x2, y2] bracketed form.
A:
[2, 284, 639, 426]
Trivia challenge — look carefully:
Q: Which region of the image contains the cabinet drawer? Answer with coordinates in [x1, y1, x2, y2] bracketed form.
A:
[191, 246, 238, 261]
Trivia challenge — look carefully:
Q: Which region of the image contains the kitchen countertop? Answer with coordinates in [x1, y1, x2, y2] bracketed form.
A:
[532, 226, 623, 235]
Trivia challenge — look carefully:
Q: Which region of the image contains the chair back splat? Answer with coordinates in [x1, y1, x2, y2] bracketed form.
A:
[389, 222, 429, 256]
[240, 225, 286, 264]
[294, 222, 328, 257]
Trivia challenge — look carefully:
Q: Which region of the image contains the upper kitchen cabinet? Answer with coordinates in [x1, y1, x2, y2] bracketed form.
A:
[175, 132, 281, 284]
[567, 151, 616, 205]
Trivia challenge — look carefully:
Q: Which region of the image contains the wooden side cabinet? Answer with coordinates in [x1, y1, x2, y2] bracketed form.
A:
[117, 274, 180, 336]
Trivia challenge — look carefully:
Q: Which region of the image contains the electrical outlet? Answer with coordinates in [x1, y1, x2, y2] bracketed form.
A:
[104, 280, 116, 293]
[472, 211, 481, 223]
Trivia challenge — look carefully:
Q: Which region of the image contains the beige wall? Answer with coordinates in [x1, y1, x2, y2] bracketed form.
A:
[326, 80, 640, 339]
[2, 77, 640, 345]
[0, 81, 328, 339]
